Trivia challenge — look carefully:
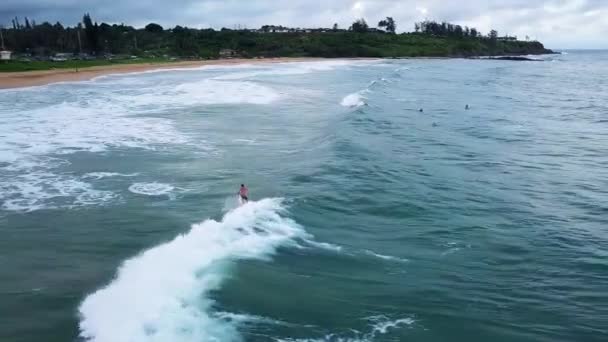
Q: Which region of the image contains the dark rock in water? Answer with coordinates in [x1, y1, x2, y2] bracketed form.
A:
[490, 56, 541, 61]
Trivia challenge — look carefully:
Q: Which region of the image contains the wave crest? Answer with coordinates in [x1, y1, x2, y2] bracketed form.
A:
[341, 91, 367, 107]
[78, 198, 305, 342]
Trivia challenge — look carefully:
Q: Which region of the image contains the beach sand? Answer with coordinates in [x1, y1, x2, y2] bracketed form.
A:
[0, 57, 325, 89]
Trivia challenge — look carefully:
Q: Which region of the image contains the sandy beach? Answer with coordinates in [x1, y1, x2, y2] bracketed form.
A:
[0, 57, 325, 89]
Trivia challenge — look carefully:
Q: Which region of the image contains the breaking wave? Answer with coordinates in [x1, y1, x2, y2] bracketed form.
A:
[78, 198, 306, 342]
[341, 91, 367, 107]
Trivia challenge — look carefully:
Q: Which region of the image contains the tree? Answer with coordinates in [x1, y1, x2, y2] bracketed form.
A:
[378, 20, 387, 31]
[386, 17, 396, 33]
[82, 13, 99, 53]
[488, 29, 498, 54]
[145, 23, 163, 33]
[350, 18, 368, 33]
[0, 16, 548, 61]
[454, 25, 463, 37]
[378, 17, 396, 34]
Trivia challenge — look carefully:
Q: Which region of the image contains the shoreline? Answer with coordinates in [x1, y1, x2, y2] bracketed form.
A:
[0, 57, 329, 90]
[0, 52, 556, 90]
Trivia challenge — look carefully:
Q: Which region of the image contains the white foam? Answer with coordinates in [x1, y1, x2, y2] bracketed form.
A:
[364, 250, 409, 263]
[84, 172, 139, 180]
[212, 69, 294, 80]
[1, 100, 187, 157]
[276, 315, 415, 342]
[367, 315, 415, 335]
[112, 79, 280, 108]
[78, 198, 306, 342]
[174, 80, 280, 105]
[0, 88, 189, 211]
[212, 60, 374, 81]
[128, 183, 175, 197]
[303, 239, 344, 252]
[440, 241, 471, 256]
[341, 91, 367, 107]
[214, 311, 291, 326]
[232, 138, 256, 144]
[1, 170, 117, 211]
[91, 63, 259, 82]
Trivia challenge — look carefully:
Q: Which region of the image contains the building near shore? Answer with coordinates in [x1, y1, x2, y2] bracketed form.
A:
[219, 49, 238, 58]
[51, 52, 73, 61]
[0, 50, 12, 60]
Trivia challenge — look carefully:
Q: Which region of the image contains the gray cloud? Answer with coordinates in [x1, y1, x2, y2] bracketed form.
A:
[1, 0, 606, 48]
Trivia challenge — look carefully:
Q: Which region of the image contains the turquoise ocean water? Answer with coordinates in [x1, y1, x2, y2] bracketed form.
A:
[1, 51, 607, 342]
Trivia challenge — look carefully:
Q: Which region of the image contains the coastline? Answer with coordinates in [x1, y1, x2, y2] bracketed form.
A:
[0, 51, 555, 90]
[0, 57, 328, 90]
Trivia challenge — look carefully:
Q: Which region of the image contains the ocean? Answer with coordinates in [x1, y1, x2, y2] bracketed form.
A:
[1, 51, 607, 342]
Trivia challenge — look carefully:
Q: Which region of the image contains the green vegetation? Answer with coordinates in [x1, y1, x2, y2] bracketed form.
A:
[0, 57, 172, 72]
[1, 15, 552, 72]
[378, 17, 396, 34]
[215, 31, 548, 58]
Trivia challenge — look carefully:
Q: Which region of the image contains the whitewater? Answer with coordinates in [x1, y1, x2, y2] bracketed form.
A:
[78, 199, 306, 342]
[2, 53, 608, 342]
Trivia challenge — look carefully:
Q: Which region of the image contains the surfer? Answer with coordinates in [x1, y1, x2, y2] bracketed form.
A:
[239, 184, 249, 203]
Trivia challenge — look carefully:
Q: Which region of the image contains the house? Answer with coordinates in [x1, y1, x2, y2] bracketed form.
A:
[51, 52, 73, 61]
[260, 25, 290, 33]
[219, 49, 238, 58]
[0, 50, 12, 60]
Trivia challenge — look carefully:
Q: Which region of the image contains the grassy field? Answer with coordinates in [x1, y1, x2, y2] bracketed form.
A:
[0, 58, 175, 72]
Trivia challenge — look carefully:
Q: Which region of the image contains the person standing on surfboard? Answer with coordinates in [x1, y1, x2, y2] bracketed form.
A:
[239, 184, 249, 203]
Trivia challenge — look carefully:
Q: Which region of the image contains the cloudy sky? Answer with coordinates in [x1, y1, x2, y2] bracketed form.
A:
[1, 0, 606, 48]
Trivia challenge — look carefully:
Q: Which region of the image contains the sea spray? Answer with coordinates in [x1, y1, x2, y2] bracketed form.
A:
[78, 198, 306, 342]
[341, 91, 367, 107]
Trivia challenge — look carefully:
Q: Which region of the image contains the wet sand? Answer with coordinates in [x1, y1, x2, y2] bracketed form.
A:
[0, 58, 325, 89]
